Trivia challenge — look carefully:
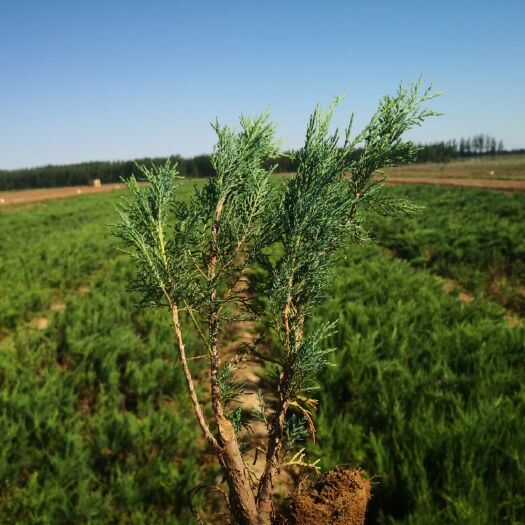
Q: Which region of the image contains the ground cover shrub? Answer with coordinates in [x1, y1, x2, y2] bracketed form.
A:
[0, 194, 210, 524]
[1, 178, 523, 523]
[314, 245, 525, 524]
[367, 185, 525, 313]
[0, 194, 118, 330]
[0, 259, 208, 524]
[0, 183, 203, 330]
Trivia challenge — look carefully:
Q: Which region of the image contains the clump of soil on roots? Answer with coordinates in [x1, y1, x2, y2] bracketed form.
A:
[276, 467, 371, 525]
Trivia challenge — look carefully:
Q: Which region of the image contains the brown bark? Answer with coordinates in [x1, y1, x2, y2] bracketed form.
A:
[256, 360, 291, 523]
[210, 311, 259, 524]
[217, 413, 260, 524]
[257, 295, 304, 523]
[207, 196, 260, 524]
[168, 301, 220, 451]
[170, 291, 259, 524]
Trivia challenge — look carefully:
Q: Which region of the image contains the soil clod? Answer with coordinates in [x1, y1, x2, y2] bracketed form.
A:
[277, 466, 371, 525]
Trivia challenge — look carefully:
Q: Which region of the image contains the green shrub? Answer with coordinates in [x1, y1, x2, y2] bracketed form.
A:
[314, 245, 525, 524]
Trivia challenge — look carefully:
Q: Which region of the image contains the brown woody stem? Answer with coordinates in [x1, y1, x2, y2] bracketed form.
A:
[168, 300, 220, 452]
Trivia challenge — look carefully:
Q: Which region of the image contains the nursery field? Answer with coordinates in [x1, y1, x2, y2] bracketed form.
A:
[0, 182, 524, 524]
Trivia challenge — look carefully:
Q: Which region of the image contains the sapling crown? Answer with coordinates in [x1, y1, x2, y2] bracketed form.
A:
[115, 78, 440, 525]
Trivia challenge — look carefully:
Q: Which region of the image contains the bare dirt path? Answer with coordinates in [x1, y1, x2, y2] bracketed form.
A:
[0, 183, 126, 207]
[2, 175, 525, 209]
[387, 176, 525, 192]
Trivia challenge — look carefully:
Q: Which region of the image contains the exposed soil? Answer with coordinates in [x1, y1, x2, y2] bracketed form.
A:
[387, 155, 525, 181]
[50, 299, 66, 312]
[0, 183, 127, 207]
[30, 317, 49, 330]
[440, 278, 475, 304]
[2, 175, 525, 210]
[276, 467, 371, 525]
[387, 176, 525, 192]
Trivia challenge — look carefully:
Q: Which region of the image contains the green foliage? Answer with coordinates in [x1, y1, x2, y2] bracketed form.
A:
[268, 97, 356, 329]
[3, 80, 523, 524]
[313, 242, 525, 524]
[366, 185, 525, 313]
[284, 414, 310, 452]
[285, 321, 336, 397]
[115, 113, 280, 315]
[265, 80, 440, 383]
[0, 192, 209, 524]
[113, 81, 442, 522]
[115, 161, 184, 306]
[1, 177, 524, 523]
[219, 361, 245, 406]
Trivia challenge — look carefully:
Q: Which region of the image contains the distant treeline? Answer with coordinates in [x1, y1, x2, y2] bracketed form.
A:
[1, 135, 523, 190]
[416, 135, 519, 163]
[0, 154, 299, 191]
[0, 156, 214, 191]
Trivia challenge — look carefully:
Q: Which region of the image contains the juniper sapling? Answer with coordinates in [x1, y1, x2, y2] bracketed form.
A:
[115, 78, 440, 525]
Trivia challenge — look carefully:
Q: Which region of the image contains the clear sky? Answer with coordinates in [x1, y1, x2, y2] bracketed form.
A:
[1, 0, 524, 169]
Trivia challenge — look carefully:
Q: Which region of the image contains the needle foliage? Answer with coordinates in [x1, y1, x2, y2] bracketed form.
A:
[114, 78, 441, 524]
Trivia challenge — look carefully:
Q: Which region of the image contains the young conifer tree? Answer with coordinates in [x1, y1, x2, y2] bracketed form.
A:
[115, 79, 440, 525]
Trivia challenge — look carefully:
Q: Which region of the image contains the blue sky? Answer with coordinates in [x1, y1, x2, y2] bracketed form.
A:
[1, 0, 524, 169]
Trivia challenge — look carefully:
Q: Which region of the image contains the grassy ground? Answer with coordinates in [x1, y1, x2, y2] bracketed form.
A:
[0, 185, 212, 524]
[315, 240, 524, 525]
[0, 181, 523, 524]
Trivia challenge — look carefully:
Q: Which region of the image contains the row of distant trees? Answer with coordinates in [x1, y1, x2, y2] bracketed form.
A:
[0, 154, 299, 190]
[415, 134, 508, 163]
[0, 155, 215, 191]
[1, 135, 522, 190]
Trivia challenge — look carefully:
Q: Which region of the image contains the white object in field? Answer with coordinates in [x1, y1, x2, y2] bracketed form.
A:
[0, 197, 5, 204]
[76, 189, 82, 194]
[90, 178, 102, 187]
[489, 170, 495, 175]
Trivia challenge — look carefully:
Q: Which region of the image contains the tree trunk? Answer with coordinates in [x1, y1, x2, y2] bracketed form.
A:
[256, 400, 287, 524]
[216, 413, 261, 524]
[209, 303, 260, 524]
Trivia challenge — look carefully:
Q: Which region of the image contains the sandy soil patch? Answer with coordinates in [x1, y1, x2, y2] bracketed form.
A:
[387, 176, 525, 192]
[0, 183, 126, 207]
